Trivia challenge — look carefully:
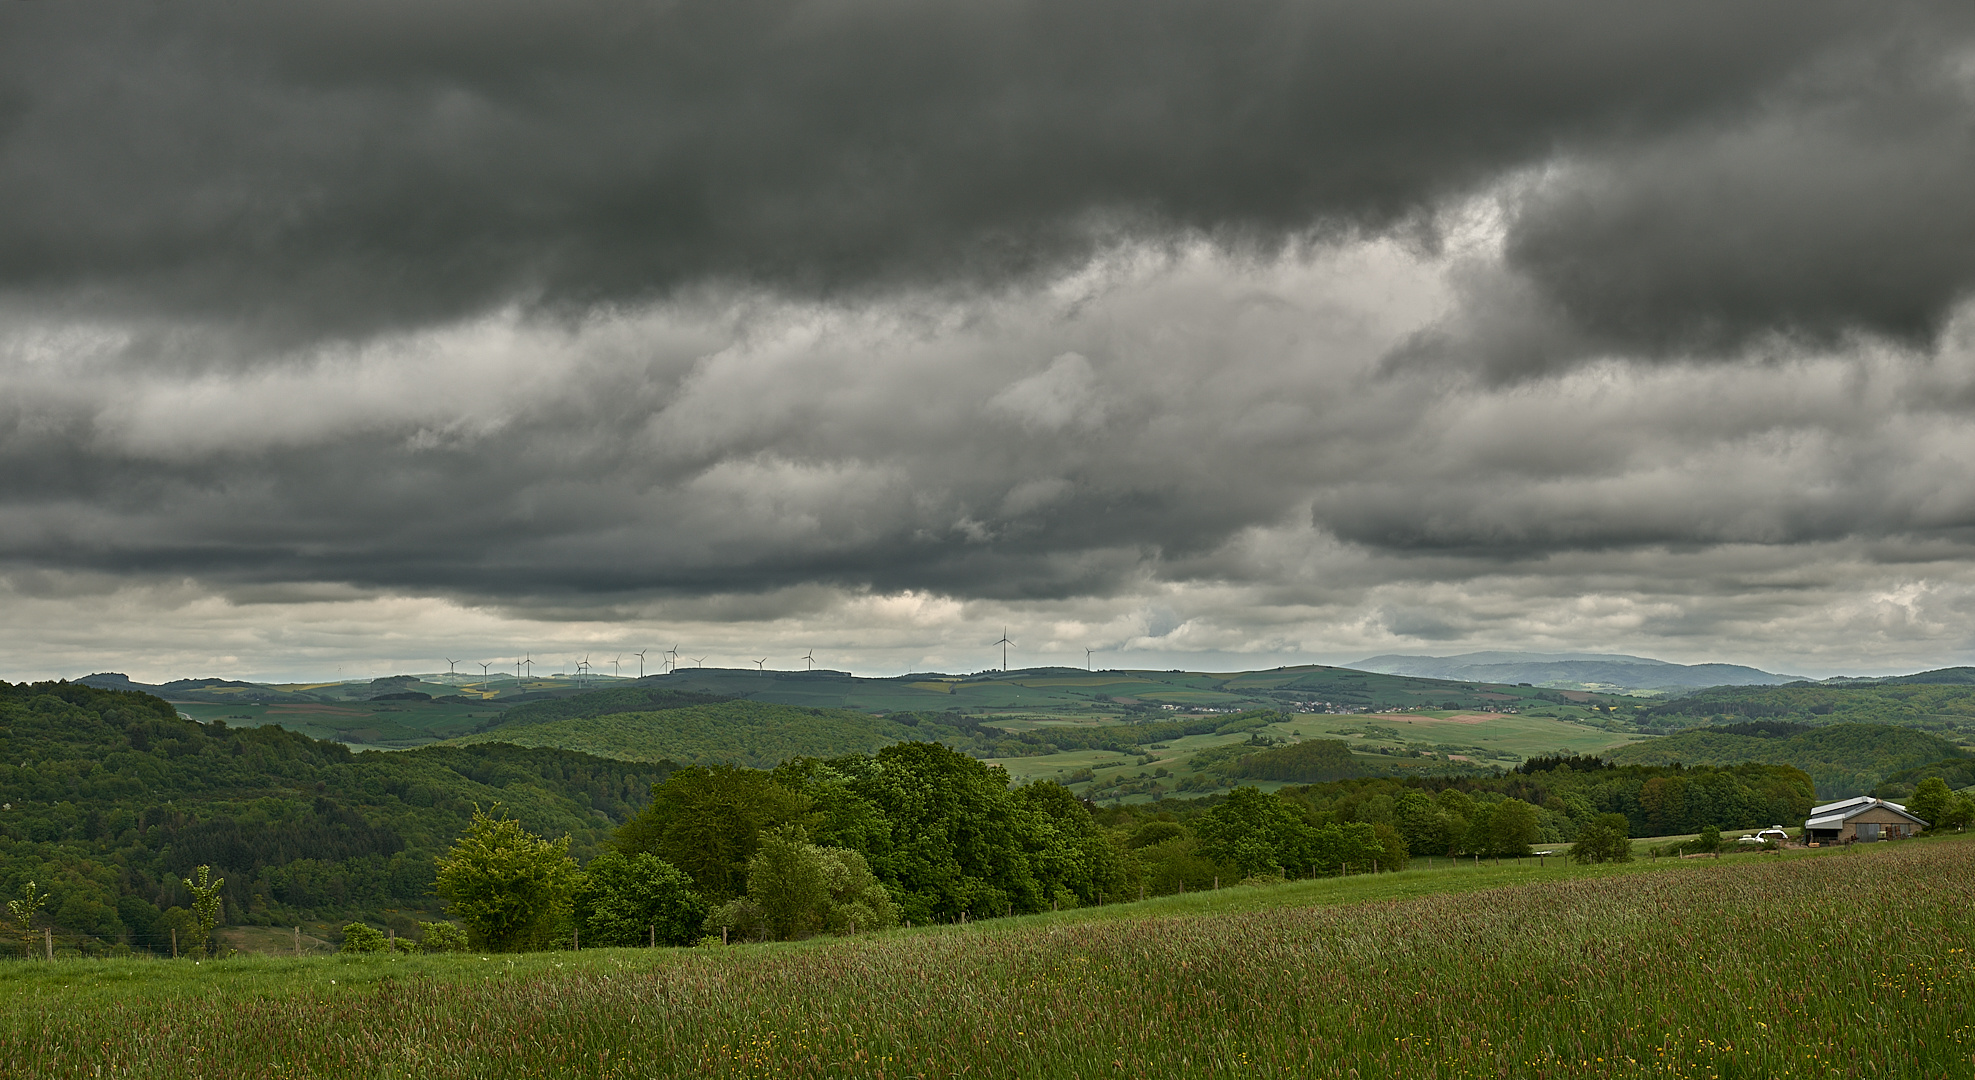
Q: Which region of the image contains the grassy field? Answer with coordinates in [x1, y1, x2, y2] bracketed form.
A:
[2, 836, 1968, 1078]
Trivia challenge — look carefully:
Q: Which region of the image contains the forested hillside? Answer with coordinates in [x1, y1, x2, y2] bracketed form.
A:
[448, 701, 1016, 767]
[0, 680, 674, 951]
[1605, 721, 1966, 798]
[1644, 684, 1975, 743]
[2, 677, 1820, 956]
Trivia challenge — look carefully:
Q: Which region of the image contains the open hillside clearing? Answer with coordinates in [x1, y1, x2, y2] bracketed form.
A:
[2, 836, 1968, 1079]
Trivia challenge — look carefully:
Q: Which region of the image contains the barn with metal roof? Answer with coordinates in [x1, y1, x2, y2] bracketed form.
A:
[1803, 796, 1928, 844]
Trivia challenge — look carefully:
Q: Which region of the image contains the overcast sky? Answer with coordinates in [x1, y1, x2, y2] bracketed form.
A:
[5, 1, 1975, 683]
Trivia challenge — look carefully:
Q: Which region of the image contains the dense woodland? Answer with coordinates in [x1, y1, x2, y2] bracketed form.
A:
[1644, 683, 1975, 742]
[1605, 721, 1968, 798]
[1, 679, 1822, 953]
[0, 681, 674, 950]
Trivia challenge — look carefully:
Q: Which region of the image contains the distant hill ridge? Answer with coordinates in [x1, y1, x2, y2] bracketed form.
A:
[1349, 652, 1802, 692]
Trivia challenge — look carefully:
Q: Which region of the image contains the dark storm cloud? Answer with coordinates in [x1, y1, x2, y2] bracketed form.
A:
[0, 0, 1901, 345]
[5, 0, 1975, 654]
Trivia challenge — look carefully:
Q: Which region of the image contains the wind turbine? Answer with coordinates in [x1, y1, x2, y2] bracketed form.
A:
[692, 656, 707, 669]
[478, 661, 492, 677]
[995, 629, 1014, 673]
[611, 655, 622, 678]
[1085, 647, 1094, 672]
[444, 658, 459, 676]
[634, 650, 648, 678]
[666, 645, 680, 672]
[753, 658, 767, 671]
[803, 649, 816, 671]
[522, 654, 534, 679]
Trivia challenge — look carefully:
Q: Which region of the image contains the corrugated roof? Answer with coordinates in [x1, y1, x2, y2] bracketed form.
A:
[1809, 795, 1881, 817]
[1804, 797, 1928, 830]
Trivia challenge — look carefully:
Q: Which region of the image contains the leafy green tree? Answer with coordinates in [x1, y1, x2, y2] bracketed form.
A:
[1695, 824, 1722, 853]
[573, 851, 708, 947]
[617, 765, 807, 904]
[812, 845, 898, 934]
[434, 806, 581, 952]
[7, 880, 47, 958]
[1947, 794, 1975, 832]
[1569, 813, 1634, 864]
[1393, 791, 1443, 858]
[182, 865, 224, 957]
[340, 922, 386, 953]
[1370, 822, 1410, 871]
[1487, 799, 1539, 857]
[1196, 786, 1318, 877]
[1908, 777, 1953, 831]
[748, 825, 828, 940]
[418, 921, 469, 953]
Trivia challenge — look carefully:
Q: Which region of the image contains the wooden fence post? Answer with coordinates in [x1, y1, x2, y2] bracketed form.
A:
[295, 926, 302, 957]
[171, 928, 177, 959]
[649, 925, 655, 949]
[43, 927, 51, 961]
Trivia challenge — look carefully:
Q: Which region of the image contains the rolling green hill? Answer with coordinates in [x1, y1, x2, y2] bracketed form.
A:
[82, 664, 1653, 752]
[645, 664, 1640, 718]
[448, 700, 950, 768]
[1606, 721, 1966, 798]
[0, 679, 675, 950]
[1643, 683, 1975, 745]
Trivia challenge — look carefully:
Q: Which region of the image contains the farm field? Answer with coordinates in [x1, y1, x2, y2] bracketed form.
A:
[0, 836, 1966, 1078]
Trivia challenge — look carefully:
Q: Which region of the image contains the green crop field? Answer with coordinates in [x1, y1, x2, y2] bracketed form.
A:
[0, 836, 1967, 1078]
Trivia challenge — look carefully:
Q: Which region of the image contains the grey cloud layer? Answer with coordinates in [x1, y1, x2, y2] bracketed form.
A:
[9, 247, 1975, 613]
[5, 0, 1975, 670]
[0, 0, 1932, 350]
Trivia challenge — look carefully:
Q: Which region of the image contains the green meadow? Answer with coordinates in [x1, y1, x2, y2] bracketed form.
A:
[1, 836, 1967, 1078]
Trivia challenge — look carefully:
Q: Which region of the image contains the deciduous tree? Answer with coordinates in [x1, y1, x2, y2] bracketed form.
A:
[434, 806, 580, 952]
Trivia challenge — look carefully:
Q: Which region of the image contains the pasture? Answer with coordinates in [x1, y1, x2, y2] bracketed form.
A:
[0, 836, 1966, 1078]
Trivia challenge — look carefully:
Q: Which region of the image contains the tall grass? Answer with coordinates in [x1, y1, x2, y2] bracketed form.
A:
[3, 839, 1969, 1078]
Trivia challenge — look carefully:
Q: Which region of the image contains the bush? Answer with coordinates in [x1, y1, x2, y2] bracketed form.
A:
[339, 922, 387, 954]
[573, 851, 708, 947]
[1569, 814, 1635, 864]
[433, 806, 581, 952]
[418, 921, 469, 953]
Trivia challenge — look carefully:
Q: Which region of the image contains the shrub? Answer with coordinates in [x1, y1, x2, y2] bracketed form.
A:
[418, 921, 469, 953]
[339, 922, 387, 953]
[1569, 814, 1635, 864]
[433, 806, 581, 952]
